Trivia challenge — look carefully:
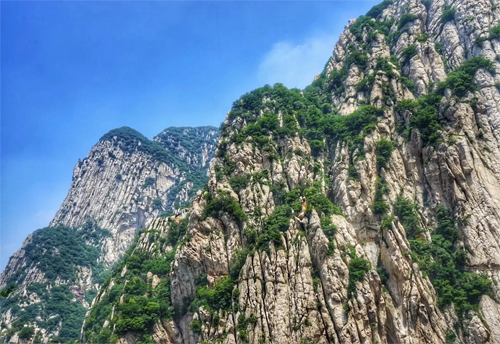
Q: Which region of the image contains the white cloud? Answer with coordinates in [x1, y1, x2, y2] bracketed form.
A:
[257, 33, 337, 89]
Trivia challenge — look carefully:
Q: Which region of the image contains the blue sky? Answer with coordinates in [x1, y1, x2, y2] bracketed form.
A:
[1, 0, 377, 272]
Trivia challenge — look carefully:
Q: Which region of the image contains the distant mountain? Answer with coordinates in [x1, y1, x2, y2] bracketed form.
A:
[0, 126, 218, 343]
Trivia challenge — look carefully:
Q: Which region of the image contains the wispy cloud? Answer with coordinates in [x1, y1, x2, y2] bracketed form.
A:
[257, 33, 337, 89]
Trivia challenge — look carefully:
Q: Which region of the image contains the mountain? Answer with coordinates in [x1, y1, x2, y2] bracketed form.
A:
[0, 126, 219, 343]
[5, 0, 500, 342]
[81, 0, 500, 343]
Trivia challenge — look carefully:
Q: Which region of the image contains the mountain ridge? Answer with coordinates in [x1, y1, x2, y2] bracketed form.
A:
[0, 125, 219, 343]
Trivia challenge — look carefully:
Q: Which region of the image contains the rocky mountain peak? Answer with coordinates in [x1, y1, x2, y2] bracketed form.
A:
[5, 0, 500, 343]
[153, 126, 219, 168]
[0, 126, 218, 343]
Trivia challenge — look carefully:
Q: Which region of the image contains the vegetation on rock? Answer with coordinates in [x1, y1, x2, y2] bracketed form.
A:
[441, 5, 456, 24]
[0, 220, 111, 342]
[395, 201, 492, 319]
[204, 190, 247, 222]
[347, 253, 371, 296]
[437, 57, 494, 97]
[7, 0, 500, 342]
[84, 217, 189, 343]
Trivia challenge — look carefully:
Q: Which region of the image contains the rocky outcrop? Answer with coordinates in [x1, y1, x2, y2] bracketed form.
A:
[49, 126, 218, 266]
[154, 127, 219, 169]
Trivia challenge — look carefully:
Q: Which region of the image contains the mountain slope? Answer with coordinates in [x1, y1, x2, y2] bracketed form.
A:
[83, 0, 500, 343]
[0, 126, 218, 343]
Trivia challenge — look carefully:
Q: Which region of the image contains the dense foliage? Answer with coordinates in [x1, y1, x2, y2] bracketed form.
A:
[256, 205, 292, 251]
[22, 221, 110, 281]
[398, 14, 418, 30]
[0, 220, 110, 343]
[2, 283, 88, 343]
[18, 327, 35, 340]
[441, 5, 456, 24]
[490, 24, 500, 40]
[373, 177, 390, 215]
[204, 190, 247, 222]
[153, 126, 219, 162]
[401, 46, 418, 64]
[83, 218, 189, 343]
[0, 285, 15, 298]
[366, 0, 394, 19]
[437, 57, 494, 97]
[394, 197, 422, 238]
[375, 139, 394, 171]
[347, 252, 371, 296]
[193, 277, 234, 312]
[349, 15, 394, 42]
[396, 201, 492, 319]
[142, 177, 156, 189]
[395, 94, 443, 144]
[225, 81, 384, 160]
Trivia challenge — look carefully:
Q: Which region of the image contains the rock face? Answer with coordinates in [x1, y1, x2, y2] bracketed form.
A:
[0, 126, 218, 343]
[83, 0, 500, 343]
[50, 126, 218, 265]
[154, 127, 218, 170]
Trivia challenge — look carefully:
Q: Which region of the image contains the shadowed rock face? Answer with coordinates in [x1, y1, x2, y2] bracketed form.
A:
[83, 0, 500, 343]
[0, 126, 218, 343]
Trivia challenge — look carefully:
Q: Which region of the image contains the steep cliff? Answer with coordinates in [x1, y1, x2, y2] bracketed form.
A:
[0, 126, 218, 343]
[50, 126, 218, 265]
[83, 0, 500, 343]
